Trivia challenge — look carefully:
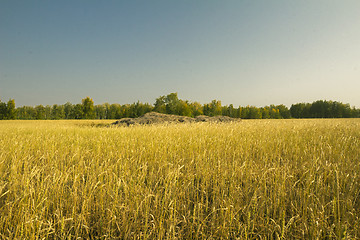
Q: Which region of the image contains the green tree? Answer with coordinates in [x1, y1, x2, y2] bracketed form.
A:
[276, 104, 291, 119]
[352, 107, 360, 118]
[290, 103, 305, 118]
[103, 103, 111, 119]
[7, 99, 16, 119]
[270, 108, 281, 119]
[16, 106, 35, 119]
[189, 102, 203, 117]
[154, 95, 166, 114]
[269, 105, 281, 119]
[302, 103, 312, 118]
[128, 101, 154, 118]
[225, 104, 235, 117]
[35, 105, 46, 119]
[240, 106, 250, 119]
[206, 100, 222, 116]
[109, 104, 122, 119]
[165, 93, 180, 114]
[122, 104, 131, 118]
[64, 102, 73, 119]
[51, 104, 65, 119]
[82, 97, 95, 119]
[261, 107, 270, 119]
[95, 104, 106, 119]
[70, 104, 84, 119]
[44, 105, 52, 119]
[177, 100, 192, 116]
[138, 102, 153, 116]
[342, 103, 352, 118]
[249, 106, 262, 119]
[203, 104, 210, 116]
[310, 100, 326, 118]
[0, 101, 7, 119]
[154, 93, 184, 115]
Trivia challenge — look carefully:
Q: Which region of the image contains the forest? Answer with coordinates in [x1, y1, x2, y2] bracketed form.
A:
[0, 93, 359, 120]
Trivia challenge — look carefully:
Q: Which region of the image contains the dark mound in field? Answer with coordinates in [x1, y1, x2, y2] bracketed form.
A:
[112, 112, 241, 126]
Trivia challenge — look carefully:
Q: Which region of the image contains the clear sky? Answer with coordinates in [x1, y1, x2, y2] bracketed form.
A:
[1, 0, 359, 107]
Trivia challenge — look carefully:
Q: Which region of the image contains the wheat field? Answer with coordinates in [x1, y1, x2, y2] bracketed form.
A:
[0, 119, 359, 239]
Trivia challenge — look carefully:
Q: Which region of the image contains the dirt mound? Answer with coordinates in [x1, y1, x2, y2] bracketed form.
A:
[112, 112, 241, 126]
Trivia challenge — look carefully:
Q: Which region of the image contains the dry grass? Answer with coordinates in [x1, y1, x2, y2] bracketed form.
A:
[0, 119, 359, 239]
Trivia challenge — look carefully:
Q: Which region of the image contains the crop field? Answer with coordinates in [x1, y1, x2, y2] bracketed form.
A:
[0, 119, 359, 239]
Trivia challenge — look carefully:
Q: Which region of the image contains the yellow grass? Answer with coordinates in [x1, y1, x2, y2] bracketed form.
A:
[0, 119, 359, 239]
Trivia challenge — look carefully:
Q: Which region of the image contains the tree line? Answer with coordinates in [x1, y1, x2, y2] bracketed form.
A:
[1, 93, 359, 120]
[0, 99, 16, 120]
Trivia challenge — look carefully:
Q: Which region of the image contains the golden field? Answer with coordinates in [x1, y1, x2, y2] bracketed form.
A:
[0, 119, 359, 239]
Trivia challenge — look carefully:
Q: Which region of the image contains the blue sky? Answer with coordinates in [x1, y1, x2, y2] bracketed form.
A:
[1, 0, 360, 107]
